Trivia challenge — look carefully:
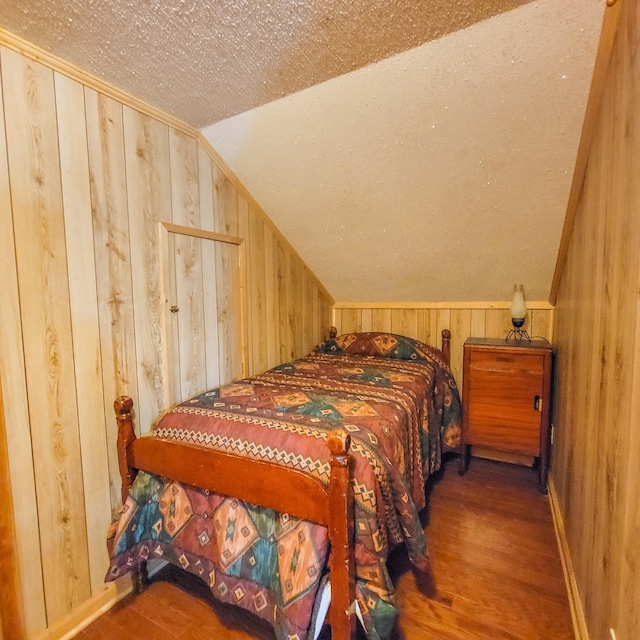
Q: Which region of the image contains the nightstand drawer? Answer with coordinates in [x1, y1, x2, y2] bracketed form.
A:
[469, 350, 544, 375]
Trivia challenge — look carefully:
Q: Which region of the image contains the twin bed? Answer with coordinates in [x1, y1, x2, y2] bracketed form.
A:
[106, 329, 462, 640]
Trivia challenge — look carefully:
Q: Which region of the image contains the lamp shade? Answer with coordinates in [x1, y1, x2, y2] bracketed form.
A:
[511, 284, 526, 328]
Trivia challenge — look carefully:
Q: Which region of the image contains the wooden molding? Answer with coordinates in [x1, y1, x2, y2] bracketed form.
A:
[333, 301, 555, 310]
[32, 577, 133, 640]
[548, 477, 590, 640]
[160, 221, 244, 246]
[549, 0, 623, 304]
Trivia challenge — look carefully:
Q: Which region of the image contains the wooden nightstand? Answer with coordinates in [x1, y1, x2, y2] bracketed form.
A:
[459, 337, 554, 493]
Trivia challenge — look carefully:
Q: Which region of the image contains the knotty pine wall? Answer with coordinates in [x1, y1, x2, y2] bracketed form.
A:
[333, 304, 554, 391]
[551, 1, 640, 639]
[0, 40, 332, 637]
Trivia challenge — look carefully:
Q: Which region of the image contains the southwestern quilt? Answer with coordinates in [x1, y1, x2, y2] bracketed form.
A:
[106, 333, 461, 640]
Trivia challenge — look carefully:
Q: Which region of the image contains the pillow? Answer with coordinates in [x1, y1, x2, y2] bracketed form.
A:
[314, 331, 462, 452]
[314, 331, 441, 362]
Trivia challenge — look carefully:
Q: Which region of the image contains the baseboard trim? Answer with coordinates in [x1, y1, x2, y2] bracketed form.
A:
[548, 477, 590, 640]
[32, 575, 133, 640]
[32, 560, 171, 640]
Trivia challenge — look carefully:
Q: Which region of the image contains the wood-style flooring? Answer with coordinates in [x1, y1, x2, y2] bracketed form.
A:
[75, 457, 574, 640]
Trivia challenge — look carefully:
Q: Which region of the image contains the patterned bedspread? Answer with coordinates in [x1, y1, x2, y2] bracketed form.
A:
[106, 333, 461, 640]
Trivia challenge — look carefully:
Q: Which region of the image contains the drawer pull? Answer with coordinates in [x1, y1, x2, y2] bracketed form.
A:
[496, 356, 514, 362]
[534, 395, 543, 412]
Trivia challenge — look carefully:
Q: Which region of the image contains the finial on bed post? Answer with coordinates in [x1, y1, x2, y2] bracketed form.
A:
[441, 329, 451, 367]
[114, 396, 137, 505]
[327, 430, 356, 640]
[329, 326, 338, 339]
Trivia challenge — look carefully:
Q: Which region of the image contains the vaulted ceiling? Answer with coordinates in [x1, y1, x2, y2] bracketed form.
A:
[0, 0, 605, 303]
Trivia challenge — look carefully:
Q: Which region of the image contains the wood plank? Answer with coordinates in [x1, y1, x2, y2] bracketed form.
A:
[371, 308, 392, 334]
[197, 148, 222, 389]
[302, 270, 314, 354]
[169, 130, 207, 399]
[360, 308, 373, 333]
[339, 308, 360, 334]
[123, 107, 173, 431]
[448, 309, 471, 386]
[274, 238, 290, 363]
[391, 308, 418, 338]
[248, 206, 268, 375]
[158, 225, 182, 407]
[615, 7, 640, 638]
[417, 308, 436, 346]
[3, 48, 91, 621]
[263, 226, 278, 368]
[287, 253, 305, 359]
[470, 308, 486, 338]
[216, 242, 243, 383]
[213, 164, 239, 236]
[484, 308, 510, 338]
[0, 46, 46, 636]
[530, 309, 553, 342]
[85, 87, 140, 509]
[55, 71, 112, 594]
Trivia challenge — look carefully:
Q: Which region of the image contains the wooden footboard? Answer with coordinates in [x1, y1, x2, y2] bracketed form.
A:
[114, 397, 356, 640]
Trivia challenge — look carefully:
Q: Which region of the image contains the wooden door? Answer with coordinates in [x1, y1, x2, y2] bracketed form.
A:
[161, 222, 247, 407]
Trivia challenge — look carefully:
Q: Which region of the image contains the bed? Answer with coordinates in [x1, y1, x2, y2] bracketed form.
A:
[106, 329, 462, 640]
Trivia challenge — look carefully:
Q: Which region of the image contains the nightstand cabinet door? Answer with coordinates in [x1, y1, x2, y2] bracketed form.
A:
[467, 351, 544, 455]
[460, 338, 553, 492]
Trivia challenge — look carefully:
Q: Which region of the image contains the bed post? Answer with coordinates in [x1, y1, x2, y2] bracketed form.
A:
[114, 396, 137, 505]
[441, 329, 451, 367]
[327, 430, 356, 640]
[113, 396, 148, 592]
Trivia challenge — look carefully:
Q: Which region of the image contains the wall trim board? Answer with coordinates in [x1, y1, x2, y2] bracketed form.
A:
[32, 576, 133, 640]
[549, 0, 622, 305]
[548, 477, 590, 640]
[0, 27, 333, 306]
[161, 221, 244, 246]
[333, 301, 555, 310]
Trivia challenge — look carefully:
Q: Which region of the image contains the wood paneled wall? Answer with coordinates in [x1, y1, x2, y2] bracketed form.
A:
[333, 304, 554, 389]
[0, 42, 332, 637]
[551, 1, 640, 639]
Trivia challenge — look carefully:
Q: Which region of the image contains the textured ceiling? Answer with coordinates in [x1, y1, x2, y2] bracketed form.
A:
[204, 0, 604, 303]
[0, 0, 533, 127]
[0, 0, 605, 304]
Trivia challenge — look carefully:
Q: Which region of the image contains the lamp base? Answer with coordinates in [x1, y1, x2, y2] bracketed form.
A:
[506, 327, 531, 342]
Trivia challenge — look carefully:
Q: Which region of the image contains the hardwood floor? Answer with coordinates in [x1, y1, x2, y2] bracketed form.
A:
[75, 457, 573, 640]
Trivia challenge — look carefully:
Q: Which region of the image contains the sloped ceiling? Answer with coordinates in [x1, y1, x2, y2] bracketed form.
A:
[0, 0, 605, 303]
